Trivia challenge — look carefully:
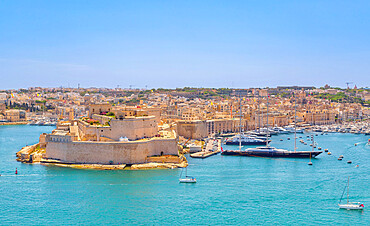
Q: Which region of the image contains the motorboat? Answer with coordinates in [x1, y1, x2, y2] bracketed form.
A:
[272, 127, 289, 134]
[285, 126, 304, 133]
[258, 128, 278, 135]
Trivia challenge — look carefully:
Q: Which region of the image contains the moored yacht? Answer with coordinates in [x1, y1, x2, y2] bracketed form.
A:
[272, 127, 289, 134]
[222, 146, 322, 158]
[248, 131, 271, 137]
[224, 134, 270, 145]
[285, 126, 304, 133]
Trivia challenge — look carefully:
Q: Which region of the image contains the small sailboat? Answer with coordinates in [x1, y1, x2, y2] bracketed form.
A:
[179, 167, 196, 183]
[338, 177, 364, 210]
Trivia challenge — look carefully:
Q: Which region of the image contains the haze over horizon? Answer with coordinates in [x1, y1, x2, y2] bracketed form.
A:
[1, 1, 369, 90]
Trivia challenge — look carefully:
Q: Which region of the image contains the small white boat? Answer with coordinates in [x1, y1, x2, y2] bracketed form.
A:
[338, 177, 364, 210]
[179, 176, 197, 183]
[285, 127, 304, 133]
[338, 202, 364, 210]
[179, 167, 196, 183]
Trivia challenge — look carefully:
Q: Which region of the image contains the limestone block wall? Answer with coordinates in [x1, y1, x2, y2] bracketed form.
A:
[45, 138, 177, 164]
[98, 117, 158, 141]
[206, 119, 236, 135]
[39, 133, 47, 148]
[47, 134, 78, 143]
[176, 120, 207, 139]
[77, 116, 158, 141]
[89, 104, 111, 117]
[77, 121, 99, 141]
[145, 107, 161, 121]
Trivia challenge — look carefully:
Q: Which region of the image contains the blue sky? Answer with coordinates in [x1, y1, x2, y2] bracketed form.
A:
[1, 0, 369, 89]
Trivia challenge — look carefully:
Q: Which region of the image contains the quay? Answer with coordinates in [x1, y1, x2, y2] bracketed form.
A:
[0, 121, 28, 126]
[190, 139, 221, 159]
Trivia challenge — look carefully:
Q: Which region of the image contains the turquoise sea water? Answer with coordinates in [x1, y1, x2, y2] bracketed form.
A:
[0, 125, 369, 225]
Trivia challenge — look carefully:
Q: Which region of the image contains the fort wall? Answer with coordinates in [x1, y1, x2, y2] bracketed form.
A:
[45, 138, 177, 164]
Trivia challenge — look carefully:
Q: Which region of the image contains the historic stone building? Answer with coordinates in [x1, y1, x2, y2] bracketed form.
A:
[44, 115, 178, 165]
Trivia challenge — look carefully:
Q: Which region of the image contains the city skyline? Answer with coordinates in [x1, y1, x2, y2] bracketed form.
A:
[1, 1, 370, 89]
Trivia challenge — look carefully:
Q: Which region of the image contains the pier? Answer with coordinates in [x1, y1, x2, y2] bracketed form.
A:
[190, 139, 221, 158]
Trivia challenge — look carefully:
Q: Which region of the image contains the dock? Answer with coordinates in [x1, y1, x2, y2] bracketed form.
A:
[190, 139, 221, 159]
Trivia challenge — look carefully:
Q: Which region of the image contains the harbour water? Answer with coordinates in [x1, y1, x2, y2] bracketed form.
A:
[0, 125, 369, 225]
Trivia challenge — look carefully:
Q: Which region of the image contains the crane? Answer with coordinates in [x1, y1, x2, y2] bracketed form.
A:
[183, 137, 191, 146]
[345, 82, 353, 89]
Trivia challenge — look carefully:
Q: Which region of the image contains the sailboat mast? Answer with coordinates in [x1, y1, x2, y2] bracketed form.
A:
[266, 92, 269, 147]
[347, 176, 350, 204]
[311, 135, 314, 152]
[258, 93, 260, 133]
[294, 93, 297, 152]
[339, 181, 347, 204]
[239, 94, 242, 152]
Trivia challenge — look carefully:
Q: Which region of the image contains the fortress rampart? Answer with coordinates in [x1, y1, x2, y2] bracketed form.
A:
[45, 137, 177, 164]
